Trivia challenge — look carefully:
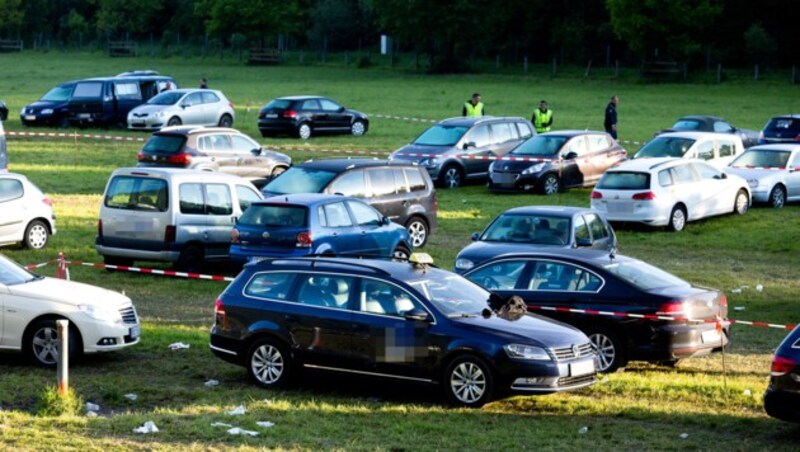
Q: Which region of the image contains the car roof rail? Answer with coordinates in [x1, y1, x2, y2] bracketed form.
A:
[264, 254, 394, 276]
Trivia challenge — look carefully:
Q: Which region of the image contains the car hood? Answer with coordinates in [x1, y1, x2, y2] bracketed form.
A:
[453, 311, 588, 349]
[130, 104, 177, 115]
[25, 100, 65, 110]
[261, 150, 292, 164]
[391, 144, 455, 160]
[458, 241, 565, 266]
[491, 158, 553, 172]
[9, 277, 132, 310]
[727, 167, 785, 181]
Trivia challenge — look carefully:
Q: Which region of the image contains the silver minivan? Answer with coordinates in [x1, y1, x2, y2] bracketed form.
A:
[96, 168, 263, 271]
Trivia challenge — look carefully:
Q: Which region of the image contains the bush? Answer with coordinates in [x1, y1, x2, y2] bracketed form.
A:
[36, 386, 84, 417]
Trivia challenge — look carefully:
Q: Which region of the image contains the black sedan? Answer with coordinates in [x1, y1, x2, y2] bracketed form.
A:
[0, 99, 7, 121]
[464, 250, 729, 372]
[764, 325, 800, 423]
[454, 206, 616, 274]
[659, 115, 759, 148]
[257, 95, 369, 139]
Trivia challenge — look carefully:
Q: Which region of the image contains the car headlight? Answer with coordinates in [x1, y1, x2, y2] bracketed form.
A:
[504, 344, 551, 360]
[746, 179, 759, 188]
[20, 107, 26, 115]
[521, 163, 545, 175]
[41, 108, 53, 115]
[420, 157, 439, 167]
[78, 304, 122, 323]
[454, 258, 474, 271]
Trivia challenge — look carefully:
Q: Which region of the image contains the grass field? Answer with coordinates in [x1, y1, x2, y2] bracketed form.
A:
[1, 51, 799, 449]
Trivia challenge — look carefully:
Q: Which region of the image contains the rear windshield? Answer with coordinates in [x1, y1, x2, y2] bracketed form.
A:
[239, 204, 308, 228]
[510, 135, 567, 157]
[105, 175, 168, 211]
[670, 120, 702, 131]
[596, 171, 650, 190]
[636, 137, 695, 158]
[143, 135, 187, 154]
[72, 82, 103, 98]
[729, 149, 790, 168]
[481, 214, 570, 244]
[147, 92, 183, 105]
[604, 260, 689, 291]
[263, 167, 337, 195]
[764, 117, 800, 133]
[264, 99, 293, 110]
[413, 125, 469, 146]
[41, 85, 74, 102]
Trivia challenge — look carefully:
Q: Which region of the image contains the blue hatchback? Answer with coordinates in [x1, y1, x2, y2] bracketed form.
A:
[230, 193, 413, 265]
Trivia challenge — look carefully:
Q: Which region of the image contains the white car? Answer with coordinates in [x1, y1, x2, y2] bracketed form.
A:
[590, 158, 750, 231]
[127, 89, 235, 130]
[0, 253, 140, 366]
[0, 173, 56, 249]
[726, 144, 800, 208]
[634, 132, 744, 169]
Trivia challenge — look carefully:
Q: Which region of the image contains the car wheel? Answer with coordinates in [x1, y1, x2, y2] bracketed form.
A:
[405, 217, 429, 248]
[176, 245, 204, 273]
[351, 120, 367, 136]
[439, 164, 464, 189]
[167, 116, 182, 127]
[768, 185, 786, 208]
[218, 114, 233, 128]
[586, 328, 626, 373]
[297, 123, 312, 140]
[733, 189, 749, 215]
[668, 205, 686, 232]
[26, 319, 81, 367]
[392, 244, 411, 261]
[247, 338, 291, 388]
[23, 220, 49, 250]
[443, 355, 495, 408]
[541, 174, 560, 195]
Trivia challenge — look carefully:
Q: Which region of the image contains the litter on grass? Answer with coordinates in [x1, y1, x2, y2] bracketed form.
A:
[679, 433, 689, 439]
[168, 342, 191, 350]
[226, 405, 246, 416]
[211, 422, 233, 428]
[204, 379, 220, 387]
[133, 421, 159, 434]
[257, 421, 275, 428]
[124, 393, 138, 401]
[227, 427, 258, 436]
[86, 402, 100, 412]
[578, 426, 588, 434]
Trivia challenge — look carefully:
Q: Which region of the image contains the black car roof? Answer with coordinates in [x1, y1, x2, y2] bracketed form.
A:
[296, 158, 419, 171]
[473, 249, 629, 268]
[276, 95, 328, 101]
[244, 256, 447, 282]
[77, 75, 175, 83]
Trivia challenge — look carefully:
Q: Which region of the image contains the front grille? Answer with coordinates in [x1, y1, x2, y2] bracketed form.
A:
[490, 172, 518, 184]
[133, 113, 148, 118]
[551, 342, 594, 360]
[119, 306, 139, 324]
[558, 374, 596, 387]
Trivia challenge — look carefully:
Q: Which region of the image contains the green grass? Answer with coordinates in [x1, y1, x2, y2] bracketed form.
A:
[1, 51, 800, 449]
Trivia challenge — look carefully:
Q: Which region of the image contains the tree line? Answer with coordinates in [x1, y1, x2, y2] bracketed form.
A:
[0, 0, 796, 71]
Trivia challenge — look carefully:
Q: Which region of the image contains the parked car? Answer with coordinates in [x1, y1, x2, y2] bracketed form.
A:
[136, 126, 290, 187]
[0, 172, 56, 249]
[658, 115, 759, 148]
[20, 81, 76, 127]
[764, 325, 800, 423]
[725, 144, 800, 208]
[0, 253, 140, 367]
[0, 113, 6, 170]
[463, 250, 730, 372]
[454, 206, 616, 274]
[487, 130, 626, 194]
[229, 194, 413, 267]
[127, 89, 234, 130]
[390, 116, 535, 188]
[67, 74, 178, 128]
[96, 167, 263, 271]
[0, 99, 9, 121]
[261, 159, 438, 247]
[210, 255, 597, 407]
[634, 132, 744, 169]
[591, 158, 750, 232]
[759, 114, 800, 144]
[257, 96, 369, 139]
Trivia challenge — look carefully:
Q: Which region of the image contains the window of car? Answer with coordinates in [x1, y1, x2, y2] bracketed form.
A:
[299, 99, 321, 110]
[319, 99, 341, 111]
[730, 149, 790, 168]
[296, 274, 352, 309]
[693, 162, 721, 180]
[587, 134, 611, 153]
[230, 134, 258, 153]
[669, 164, 697, 184]
[604, 259, 690, 291]
[106, 176, 169, 212]
[41, 85, 74, 102]
[0, 178, 24, 202]
[636, 137, 694, 158]
[585, 214, 608, 240]
[328, 169, 366, 197]
[358, 279, 419, 316]
[367, 168, 396, 196]
[574, 216, 590, 242]
[765, 117, 800, 133]
[145, 134, 186, 153]
[412, 125, 469, 146]
[713, 121, 734, 133]
[184, 92, 203, 107]
[658, 169, 673, 187]
[790, 152, 800, 168]
[562, 136, 587, 158]
[179, 183, 205, 214]
[466, 260, 527, 290]
[392, 169, 409, 193]
[321, 202, 352, 227]
[347, 200, 381, 226]
[491, 122, 514, 144]
[529, 261, 601, 292]
[114, 82, 141, 100]
[511, 135, 567, 157]
[236, 185, 261, 212]
[466, 125, 492, 148]
[201, 92, 220, 104]
[695, 140, 714, 160]
[204, 134, 232, 151]
[73, 82, 103, 98]
[264, 99, 292, 110]
[515, 122, 534, 139]
[405, 168, 426, 192]
[718, 140, 735, 157]
[241, 204, 307, 227]
[265, 167, 338, 195]
[410, 274, 489, 317]
[597, 171, 650, 190]
[148, 91, 183, 105]
[244, 272, 296, 300]
[671, 119, 701, 130]
[0, 253, 37, 286]
[206, 184, 232, 215]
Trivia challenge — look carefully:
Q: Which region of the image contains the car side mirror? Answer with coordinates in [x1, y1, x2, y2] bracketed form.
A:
[714, 173, 727, 180]
[338, 106, 346, 112]
[576, 238, 592, 247]
[381, 216, 391, 226]
[463, 142, 475, 150]
[564, 151, 578, 160]
[471, 232, 480, 241]
[404, 308, 431, 322]
[180, 103, 187, 109]
[250, 148, 261, 156]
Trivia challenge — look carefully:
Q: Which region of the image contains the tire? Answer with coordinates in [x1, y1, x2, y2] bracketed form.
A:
[405, 217, 429, 248]
[439, 164, 464, 189]
[350, 120, 367, 136]
[260, 130, 269, 138]
[733, 189, 749, 215]
[443, 355, 495, 408]
[392, 244, 411, 261]
[586, 328, 627, 373]
[25, 319, 81, 367]
[218, 114, 233, 128]
[247, 338, 292, 388]
[541, 174, 560, 196]
[667, 205, 687, 232]
[297, 123, 312, 140]
[768, 185, 786, 208]
[176, 245, 204, 273]
[23, 220, 49, 250]
[167, 116, 182, 127]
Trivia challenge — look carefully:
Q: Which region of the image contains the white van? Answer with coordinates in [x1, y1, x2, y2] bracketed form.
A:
[96, 168, 263, 271]
[634, 132, 745, 169]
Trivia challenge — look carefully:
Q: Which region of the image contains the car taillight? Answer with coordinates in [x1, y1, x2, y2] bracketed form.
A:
[258, 111, 265, 119]
[166, 154, 192, 166]
[137, 152, 145, 162]
[214, 298, 226, 324]
[656, 301, 686, 316]
[719, 294, 728, 307]
[632, 191, 656, 200]
[795, 134, 800, 142]
[164, 225, 176, 243]
[282, 109, 297, 119]
[771, 355, 797, 376]
[97, 219, 103, 239]
[42, 197, 52, 206]
[228, 102, 234, 110]
[230, 228, 240, 244]
[591, 190, 602, 199]
[296, 231, 312, 248]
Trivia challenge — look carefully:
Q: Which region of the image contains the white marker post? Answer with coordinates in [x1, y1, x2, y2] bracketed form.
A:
[56, 320, 69, 395]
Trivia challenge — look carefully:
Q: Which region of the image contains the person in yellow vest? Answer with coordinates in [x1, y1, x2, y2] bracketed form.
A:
[462, 93, 485, 117]
[531, 100, 553, 133]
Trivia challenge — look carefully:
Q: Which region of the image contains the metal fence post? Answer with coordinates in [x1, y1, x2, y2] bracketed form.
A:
[57, 320, 69, 396]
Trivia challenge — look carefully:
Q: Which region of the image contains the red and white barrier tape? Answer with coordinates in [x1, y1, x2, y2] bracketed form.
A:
[23, 259, 57, 270]
[370, 113, 438, 124]
[394, 153, 555, 162]
[68, 260, 235, 282]
[5, 130, 146, 142]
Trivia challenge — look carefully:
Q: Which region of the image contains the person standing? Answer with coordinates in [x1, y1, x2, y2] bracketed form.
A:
[200, 77, 209, 89]
[531, 100, 553, 133]
[462, 93, 485, 117]
[604, 95, 619, 139]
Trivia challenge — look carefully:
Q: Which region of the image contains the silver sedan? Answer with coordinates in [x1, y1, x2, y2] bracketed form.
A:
[128, 89, 235, 130]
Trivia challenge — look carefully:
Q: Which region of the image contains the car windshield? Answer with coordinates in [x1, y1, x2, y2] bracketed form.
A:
[147, 92, 184, 105]
[412, 125, 469, 146]
[596, 171, 650, 190]
[481, 214, 570, 245]
[142, 135, 186, 154]
[262, 167, 337, 195]
[729, 149, 791, 168]
[239, 204, 308, 228]
[636, 137, 696, 158]
[40, 85, 74, 102]
[604, 259, 690, 291]
[671, 120, 702, 131]
[510, 135, 567, 157]
[411, 274, 491, 317]
[0, 253, 39, 286]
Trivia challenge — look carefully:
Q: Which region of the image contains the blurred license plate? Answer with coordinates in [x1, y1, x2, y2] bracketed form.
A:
[570, 359, 594, 376]
[132, 122, 145, 127]
[24, 115, 36, 121]
[129, 325, 141, 339]
[78, 113, 91, 119]
[606, 203, 633, 214]
[701, 329, 721, 344]
[266, 113, 278, 118]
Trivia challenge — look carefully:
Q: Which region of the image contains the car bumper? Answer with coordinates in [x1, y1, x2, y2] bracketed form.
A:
[79, 317, 141, 354]
[128, 118, 166, 130]
[258, 119, 298, 135]
[591, 200, 672, 226]
[630, 322, 730, 361]
[750, 188, 771, 204]
[497, 356, 597, 394]
[487, 171, 541, 192]
[96, 244, 180, 264]
[230, 246, 313, 265]
[20, 114, 57, 126]
[764, 386, 800, 422]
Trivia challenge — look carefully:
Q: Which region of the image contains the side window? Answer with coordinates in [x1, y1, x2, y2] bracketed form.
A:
[236, 185, 261, 212]
[184, 92, 203, 107]
[713, 121, 734, 133]
[658, 169, 673, 187]
[105, 176, 168, 211]
[329, 170, 365, 197]
[696, 140, 714, 160]
[300, 99, 321, 110]
[296, 274, 354, 309]
[323, 202, 353, 227]
[319, 99, 341, 111]
[201, 92, 220, 104]
[670, 164, 698, 184]
[563, 136, 587, 157]
[393, 169, 409, 193]
[585, 214, 608, 240]
[491, 122, 514, 144]
[790, 153, 800, 168]
[718, 140, 735, 157]
[465, 260, 527, 291]
[0, 178, 24, 202]
[317, 206, 327, 227]
[693, 162, 721, 180]
[179, 183, 205, 214]
[205, 184, 233, 215]
[244, 272, 296, 301]
[114, 82, 141, 100]
[530, 261, 597, 292]
[210, 134, 232, 151]
[367, 168, 396, 196]
[405, 169, 426, 192]
[574, 216, 590, 242]
[197, 136, 212, 151]
[347, 201, 381, 226]
[467, 125, 491, 148]
[358, 279, 420, 316]
[231, 135, 258, 153]
[588, 134, 611, 153]
[516, 122, 533, 139]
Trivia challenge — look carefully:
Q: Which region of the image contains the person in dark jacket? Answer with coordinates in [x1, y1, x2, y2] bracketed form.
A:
[200, 77, 209, 89]
[604, 95, 619, 139]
